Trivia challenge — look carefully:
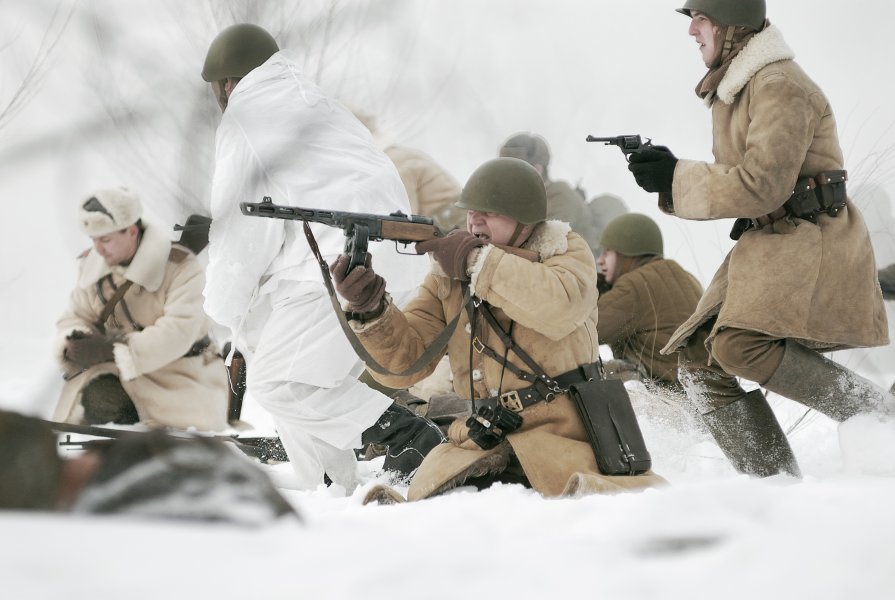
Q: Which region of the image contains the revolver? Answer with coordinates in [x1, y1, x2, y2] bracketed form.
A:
[586, 134, 654, 162]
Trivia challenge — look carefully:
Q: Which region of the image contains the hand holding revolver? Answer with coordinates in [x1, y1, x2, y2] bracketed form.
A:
[627, 146, 678, 194]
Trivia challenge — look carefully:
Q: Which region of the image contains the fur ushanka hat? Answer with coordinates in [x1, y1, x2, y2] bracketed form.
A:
[79, 187, 142, 237]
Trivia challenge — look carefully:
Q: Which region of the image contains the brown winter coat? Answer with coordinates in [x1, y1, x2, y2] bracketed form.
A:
[353, 221, 665, 498]
[661, 24, 888, 355]
[53, 224, 229, 431]
[598, 258, 703, 383]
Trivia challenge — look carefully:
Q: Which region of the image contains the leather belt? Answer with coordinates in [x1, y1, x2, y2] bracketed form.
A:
[730, 169, 848, 240]
[470, 362, 601, 413]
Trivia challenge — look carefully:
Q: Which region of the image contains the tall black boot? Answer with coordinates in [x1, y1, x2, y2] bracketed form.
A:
[763, 340, 893, 422]
[361, 402, 445, 479]
[701, 390, 802, 478]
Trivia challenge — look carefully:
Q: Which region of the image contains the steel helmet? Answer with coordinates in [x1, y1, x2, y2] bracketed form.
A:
[676, 0, 766, 31]
[599, 213, 664, 257]
[456, 158, 547, 225]
[499, 133, 551, 169]
[201, 23, 279, 82]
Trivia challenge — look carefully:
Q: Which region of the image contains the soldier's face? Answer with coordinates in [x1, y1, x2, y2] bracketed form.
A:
[467, 210, 532, 247]
[597, 249, 619, 283]
[92, 226, 140, 266]
[688, 11, 719, 67]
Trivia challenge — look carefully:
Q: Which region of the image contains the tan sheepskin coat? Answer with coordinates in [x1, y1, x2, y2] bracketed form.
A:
[661, 24, 887, 355]
[353, 221, 666, 498]
[53, 224, 229, 431]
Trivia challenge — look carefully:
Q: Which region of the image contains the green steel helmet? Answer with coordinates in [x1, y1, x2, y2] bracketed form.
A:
[676, 0, 766, 31]
[599, 213, 664, 257]
[201, 23, 279, 82]
[456, 158, 547, 224]
[498, 133, 551, 169]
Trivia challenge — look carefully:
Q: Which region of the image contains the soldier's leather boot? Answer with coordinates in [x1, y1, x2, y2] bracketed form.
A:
[701, 389, 802, 478]
[361, 402, 446, 479]
[763, 340, 893, 422]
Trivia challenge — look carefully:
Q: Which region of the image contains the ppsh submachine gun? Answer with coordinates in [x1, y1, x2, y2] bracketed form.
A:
[586, 134, 654, 162]
[240, 196, 537, 273]
[241, 197, 443, 274]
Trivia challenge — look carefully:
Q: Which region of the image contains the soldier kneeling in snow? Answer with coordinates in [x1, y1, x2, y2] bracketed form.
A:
[331, 158, 667, 500]
[53, 187, 229, 431]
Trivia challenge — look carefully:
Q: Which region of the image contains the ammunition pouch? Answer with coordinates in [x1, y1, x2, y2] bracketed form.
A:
[730, 170, 848, 240]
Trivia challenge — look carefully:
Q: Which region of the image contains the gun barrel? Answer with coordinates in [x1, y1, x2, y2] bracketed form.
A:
[586, 135, 616, 143]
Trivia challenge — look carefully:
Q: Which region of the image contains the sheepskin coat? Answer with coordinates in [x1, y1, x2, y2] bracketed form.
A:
[53, 224, 229, 431]
[353, 221, 665, 497]
[661, 24, 887, 355]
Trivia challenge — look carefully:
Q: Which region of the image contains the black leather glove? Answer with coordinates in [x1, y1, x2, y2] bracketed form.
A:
[628, 146, 678, 193]
[64, 332, 115, 369]
[415, 230, 486, 280]
[330, 253, 387, 315]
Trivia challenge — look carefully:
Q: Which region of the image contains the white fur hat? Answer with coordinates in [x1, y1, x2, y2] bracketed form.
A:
[79, 187, 142, 237]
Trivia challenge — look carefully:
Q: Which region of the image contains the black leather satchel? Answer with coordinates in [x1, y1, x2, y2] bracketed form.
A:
[569, 379, 651, 475]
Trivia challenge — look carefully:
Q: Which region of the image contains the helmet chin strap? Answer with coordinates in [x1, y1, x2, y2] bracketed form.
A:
[719, 24, 736, 63]
[506, 223, 527, 247]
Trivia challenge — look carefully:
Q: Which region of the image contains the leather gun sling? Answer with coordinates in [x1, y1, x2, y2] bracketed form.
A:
[302, 221, 468, 377]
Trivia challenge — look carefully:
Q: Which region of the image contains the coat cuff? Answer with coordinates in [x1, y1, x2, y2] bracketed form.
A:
[114, 343, 139, 382]
[468, 244, 495, 297]
[348, 294, 395, 333]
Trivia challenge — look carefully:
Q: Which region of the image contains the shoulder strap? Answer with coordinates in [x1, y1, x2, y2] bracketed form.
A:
[302, 220, 468, 377]
[95, 279, 133, 334]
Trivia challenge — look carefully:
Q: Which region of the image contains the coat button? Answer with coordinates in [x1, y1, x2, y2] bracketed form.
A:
[489, 388, 498, 396]
[472, 369, 482, 381]
[465, 323, 472, 334]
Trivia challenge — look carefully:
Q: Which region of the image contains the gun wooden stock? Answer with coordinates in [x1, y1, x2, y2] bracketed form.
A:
[379, 219, 442, 242]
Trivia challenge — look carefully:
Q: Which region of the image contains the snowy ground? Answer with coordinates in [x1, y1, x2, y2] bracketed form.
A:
[3, 1, 895, 597]
[3, 364, 895, 600]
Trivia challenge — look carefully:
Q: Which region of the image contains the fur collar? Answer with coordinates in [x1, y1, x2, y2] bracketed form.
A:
[710, 24, 795, 106]
[467, 220, 570, 295]
[523, 219, 571, 259]
[78, 223, 172, 292]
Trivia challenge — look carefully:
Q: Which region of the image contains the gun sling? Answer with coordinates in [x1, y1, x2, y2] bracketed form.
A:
[302, 220, 469, 377]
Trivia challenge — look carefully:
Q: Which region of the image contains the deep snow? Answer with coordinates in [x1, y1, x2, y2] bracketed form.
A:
[2, 1, 895, 598]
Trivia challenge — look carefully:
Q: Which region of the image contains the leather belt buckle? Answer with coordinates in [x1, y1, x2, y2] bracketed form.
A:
[498, 390, 525, 413]
[472, 337, 485, 353]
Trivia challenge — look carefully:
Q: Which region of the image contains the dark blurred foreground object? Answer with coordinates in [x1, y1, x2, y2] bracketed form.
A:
[879, 263, 895, 300]
[71, 430, 297, 525]
[0, 409, 297, 525]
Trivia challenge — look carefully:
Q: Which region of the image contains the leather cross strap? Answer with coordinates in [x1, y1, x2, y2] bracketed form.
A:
[95, 279, 133, 334]
[301, 220, 469, 377]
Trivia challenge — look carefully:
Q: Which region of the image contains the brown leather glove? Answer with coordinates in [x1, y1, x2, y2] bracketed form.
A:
[415, 230, 486, 280]
[64, 332, 115, 369]
[329, 253, 387, 314]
